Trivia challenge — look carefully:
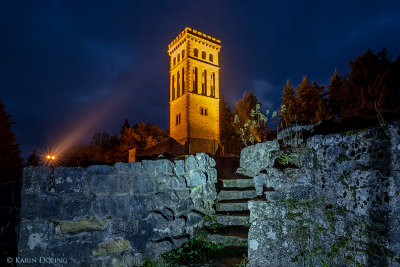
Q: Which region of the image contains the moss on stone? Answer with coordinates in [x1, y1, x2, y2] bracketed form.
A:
[92, 238, 131, 256]
[56, 218, 107, 235]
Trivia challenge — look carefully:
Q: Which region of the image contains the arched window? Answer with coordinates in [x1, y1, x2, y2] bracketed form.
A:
[194, 48, 199, 57]
[202, 51, 206, 60]
[173, 57, 176, 65]
[178, 54, 180, 62]
[193, 67, 198, 93]
[209, 54, 213, 62]
[172, 75, 175, 100]
[182, 68, 185, 94]
[182, 49, 185, 59]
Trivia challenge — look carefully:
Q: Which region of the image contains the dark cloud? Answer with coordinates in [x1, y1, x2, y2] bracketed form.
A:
[1, 0, 400, 158]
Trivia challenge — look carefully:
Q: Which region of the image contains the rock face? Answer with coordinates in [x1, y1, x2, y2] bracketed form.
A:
[246, 121, 400, 266]
[18, 153, 217, 266]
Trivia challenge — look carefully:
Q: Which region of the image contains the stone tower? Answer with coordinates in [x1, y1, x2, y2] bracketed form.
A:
[167, 27, 221, 155]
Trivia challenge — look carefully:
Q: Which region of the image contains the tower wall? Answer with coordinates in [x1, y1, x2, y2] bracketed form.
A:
[168, 27, 221, 154]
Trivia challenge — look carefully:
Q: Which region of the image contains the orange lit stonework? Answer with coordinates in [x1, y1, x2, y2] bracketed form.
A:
[167, 27, 221, 154]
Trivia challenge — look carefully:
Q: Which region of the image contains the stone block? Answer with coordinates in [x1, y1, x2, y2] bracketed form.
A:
[154, 159, 174, 175]
[174, 160, 185, 176]
[185, 170, 206, 186]
[195, 153, 208, 169]
[185, 155, 198, 172]
[239, 141, 280, 177]
[206, 168, 217, 183]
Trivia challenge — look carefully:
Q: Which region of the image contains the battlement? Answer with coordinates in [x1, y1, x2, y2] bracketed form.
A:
[168, 27, 221, 53]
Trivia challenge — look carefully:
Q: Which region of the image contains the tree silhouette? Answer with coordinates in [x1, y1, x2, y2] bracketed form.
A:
[280, 80, 297, 127]
[27, 150, 40, 166]
[326, 70, 346, 119]
[295, 76, 325, 123]
[345, 48, 395, 118]
[0, 100, 22, 183]
[219, 96, 240, 155]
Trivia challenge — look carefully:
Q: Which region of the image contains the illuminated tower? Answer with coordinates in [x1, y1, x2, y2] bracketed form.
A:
[167, 27, 221, 154]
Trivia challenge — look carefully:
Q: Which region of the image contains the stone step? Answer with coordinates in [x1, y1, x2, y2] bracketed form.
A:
[207, 234, 248, 246]
[217, 215, 250, 226]
[221, 179, 255, 188]
[217, 190, 257, 201]
[216, 202, 248, 212]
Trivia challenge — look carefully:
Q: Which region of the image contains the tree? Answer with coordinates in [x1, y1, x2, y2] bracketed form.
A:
[280, 80, 297, 127]
[120, 127, 140, 151]
[326, 70, 345, 119]
[0, 100, 23, 183]
[120, 119, 130, 135]
[295, 76, 325, 123]
[233, 90, 267, 145]
[27, 150, 40, 166]
[219, 96, 240, 155]
[345, 48, 394, 118]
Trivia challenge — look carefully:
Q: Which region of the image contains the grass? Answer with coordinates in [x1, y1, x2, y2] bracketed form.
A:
[162, 236, 247, 266]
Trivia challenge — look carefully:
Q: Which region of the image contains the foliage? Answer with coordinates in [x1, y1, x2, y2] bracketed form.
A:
[62, 120, 168, 166]
[162, 236, 225, 265]
[278, 153, 296, 165]
[234, 255, 248, 267]
[233, 91, 268, 146]
[279, 48, 400, 128]
[0, 99, 22, 183]
[219, 96, 241, 155]
[233, 92, 278, 147]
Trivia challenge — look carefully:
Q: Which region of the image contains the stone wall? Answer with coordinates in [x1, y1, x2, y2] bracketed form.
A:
[245, 121, 400, 266]
[18, 153, 217, 266]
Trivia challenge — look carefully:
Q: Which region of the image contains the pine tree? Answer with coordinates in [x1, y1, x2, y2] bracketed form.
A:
[219, 96, 239, 155]
[27, 150, 40, 166]
[347, 49, 380, 117]
[327, 70, 344, 119]
[233, 90, 266, 145]
[280, 80, 297, 127]
[120, 119, 130, 135]
[0, 100, 23, 183]
[295, 76, 326, 123]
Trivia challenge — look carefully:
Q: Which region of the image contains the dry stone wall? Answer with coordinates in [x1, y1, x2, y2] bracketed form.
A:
[18, 153, 217, 266]
[245, 121, 400, 266]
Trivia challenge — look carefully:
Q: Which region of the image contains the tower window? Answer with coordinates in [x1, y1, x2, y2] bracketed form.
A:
[182, 68, 185, 94]
[200, 107, 208, 116]
[172, 75, 175, 100]
[194, 48, 199, 57]
[202, 51, 206, 60]
[193, 67, 198, 93]
[201, 70, 207, 95]
[209, 54, 213, 62]
[182, 49, 185, 58]
[177, 71, 181, 97]
[178, 54, 181, 62]
[173, 57, 176, 65]
[176, 113, 181, 125]
[211, 73, 215, 97]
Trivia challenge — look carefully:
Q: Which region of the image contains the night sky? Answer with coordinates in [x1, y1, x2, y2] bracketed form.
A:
[1, 1, 400, 159]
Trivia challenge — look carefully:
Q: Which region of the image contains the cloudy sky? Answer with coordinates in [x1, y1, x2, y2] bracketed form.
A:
[1, 0, 400, 158]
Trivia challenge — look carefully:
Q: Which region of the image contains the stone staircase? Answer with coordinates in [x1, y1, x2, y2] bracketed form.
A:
[204, 157, 256, 249]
